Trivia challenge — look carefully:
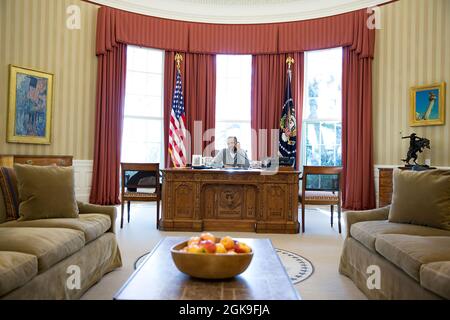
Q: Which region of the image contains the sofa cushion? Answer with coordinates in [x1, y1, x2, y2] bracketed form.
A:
[420, 261, 450, 299]
[389, 169, 450, 231]
[0, 228, 85, 272]
[0, 167, 19, 221]
[375, 234, 450, 281]
[350, 220, 450, 252]
[14, 164, 79, 221]
[0, 214, 111, 243]
[0, 251, 38, 296]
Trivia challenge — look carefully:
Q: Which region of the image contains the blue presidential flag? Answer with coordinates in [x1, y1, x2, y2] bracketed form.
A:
[278, 68, 297, 166]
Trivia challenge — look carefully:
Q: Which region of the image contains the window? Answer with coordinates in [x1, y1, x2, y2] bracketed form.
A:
[302, 48, 342, 188]
[215, 55, 252, 158]
[302, 47, 342, 167]
[121, 46, 164, 165]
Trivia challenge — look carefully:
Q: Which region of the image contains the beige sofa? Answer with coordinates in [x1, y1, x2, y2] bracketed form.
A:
[0, 192, 122, 299]
[339, 205, 450, 300]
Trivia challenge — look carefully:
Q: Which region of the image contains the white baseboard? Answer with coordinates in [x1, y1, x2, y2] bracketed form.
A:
[73, 160, 93, 203]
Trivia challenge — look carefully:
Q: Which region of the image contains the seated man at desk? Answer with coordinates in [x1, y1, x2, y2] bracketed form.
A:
[212, 136, 250, 168]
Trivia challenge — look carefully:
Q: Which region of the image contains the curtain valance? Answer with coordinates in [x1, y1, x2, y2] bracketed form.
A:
[96, 6, 374, 57]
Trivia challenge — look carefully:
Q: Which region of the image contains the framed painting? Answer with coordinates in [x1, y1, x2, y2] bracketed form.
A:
[7, 65, 53, 144]
[409, 82, 446, 126]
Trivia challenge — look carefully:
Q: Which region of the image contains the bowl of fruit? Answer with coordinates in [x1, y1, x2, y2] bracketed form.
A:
[171, 232, 253, 279]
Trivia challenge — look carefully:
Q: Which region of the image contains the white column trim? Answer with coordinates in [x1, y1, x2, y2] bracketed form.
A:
[73, 160, 93, 203]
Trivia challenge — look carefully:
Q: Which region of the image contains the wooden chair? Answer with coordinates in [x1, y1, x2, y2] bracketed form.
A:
[299, 166, 343, 233]
[120, 163, 161, 229]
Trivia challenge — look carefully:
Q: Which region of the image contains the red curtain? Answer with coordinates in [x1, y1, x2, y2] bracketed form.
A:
[340, 11, 376, 210]
[164, 52, 216, 168]
[89, 43, 127, 205]
[251, 53, 304, 166]
[341, 47, 376, 210]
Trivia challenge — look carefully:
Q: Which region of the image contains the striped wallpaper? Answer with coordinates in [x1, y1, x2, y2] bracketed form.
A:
[0, 0, 98, 160]
[1, 0, 448, 166]
[373, 0, 450, 166]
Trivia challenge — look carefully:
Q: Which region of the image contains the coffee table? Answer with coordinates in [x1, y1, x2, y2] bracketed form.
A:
[114, 237, 301, 300]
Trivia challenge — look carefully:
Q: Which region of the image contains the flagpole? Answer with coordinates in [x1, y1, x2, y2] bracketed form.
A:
[285, 56, 294, 139]
[286, 56, 294, 80]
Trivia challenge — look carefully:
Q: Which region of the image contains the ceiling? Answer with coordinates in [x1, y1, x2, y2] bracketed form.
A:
[87, 0, 392, 24]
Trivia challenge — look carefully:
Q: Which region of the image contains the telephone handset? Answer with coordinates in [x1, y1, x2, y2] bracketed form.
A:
[233, 140, 239, 153]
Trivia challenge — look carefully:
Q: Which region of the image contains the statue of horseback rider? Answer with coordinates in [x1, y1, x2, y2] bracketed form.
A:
[401, 133, 431, 166]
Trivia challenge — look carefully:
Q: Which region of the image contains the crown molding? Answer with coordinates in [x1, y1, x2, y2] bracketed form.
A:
[86, 0, 393, 24]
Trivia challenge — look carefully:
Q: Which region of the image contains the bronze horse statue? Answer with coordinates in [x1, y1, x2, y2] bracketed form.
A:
[401, 133, 431, 166]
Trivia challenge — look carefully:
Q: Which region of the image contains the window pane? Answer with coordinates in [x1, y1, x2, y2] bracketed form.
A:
[121, 118, 162, 163]
[306, 122, 320, 146]
[306, 174, 339, 190]
[121, 142, 161, 163]
[127, 46, 149, 72]
[127, 46, 163, 74]
[147, 50, 164, 73]
[126, 71, 162, 97]
[304, 47, 342, 121]
[124, 94, 162, 118]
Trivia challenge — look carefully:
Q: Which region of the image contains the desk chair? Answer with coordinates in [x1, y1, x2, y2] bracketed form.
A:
[299, 166, 343, 233]
[120, 163, 161, 229]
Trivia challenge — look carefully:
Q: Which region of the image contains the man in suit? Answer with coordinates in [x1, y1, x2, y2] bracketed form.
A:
[212, 136, 250, 168]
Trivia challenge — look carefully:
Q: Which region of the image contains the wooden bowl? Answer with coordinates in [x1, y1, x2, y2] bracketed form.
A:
[170, 239, 253, 279]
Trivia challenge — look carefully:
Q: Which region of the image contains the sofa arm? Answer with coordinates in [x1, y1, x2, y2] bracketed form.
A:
[77, 201, 117, 234]
[345, 205, 390, 238]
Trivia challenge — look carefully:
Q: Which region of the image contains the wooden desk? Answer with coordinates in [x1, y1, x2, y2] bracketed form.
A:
[161, 168, 300, 234]
[114, 237, 301, 300]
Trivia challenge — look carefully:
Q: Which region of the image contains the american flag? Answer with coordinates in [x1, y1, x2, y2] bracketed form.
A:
[168, 69, 187, 167]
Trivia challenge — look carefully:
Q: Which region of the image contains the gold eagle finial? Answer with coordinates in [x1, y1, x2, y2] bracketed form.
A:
[175, 53, 183, 71]
[286, 56, 294, 70]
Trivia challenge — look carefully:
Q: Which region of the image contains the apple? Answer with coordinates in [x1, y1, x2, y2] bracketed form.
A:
[187, 236, 201, 246]
[220, 236, 235, 250]
[234, 242, 252, 253]
[227, 249, 237, 255]
[199, 240, 216, 253]
[215, 243, 227, 253]
[200, 232, 216, 243]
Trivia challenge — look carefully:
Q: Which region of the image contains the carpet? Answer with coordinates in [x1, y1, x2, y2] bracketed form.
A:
[134, 248, 314, 284]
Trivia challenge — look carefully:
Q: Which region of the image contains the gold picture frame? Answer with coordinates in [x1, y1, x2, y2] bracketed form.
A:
[7, 65, 54, 144]
[409, 82, 446, 126]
